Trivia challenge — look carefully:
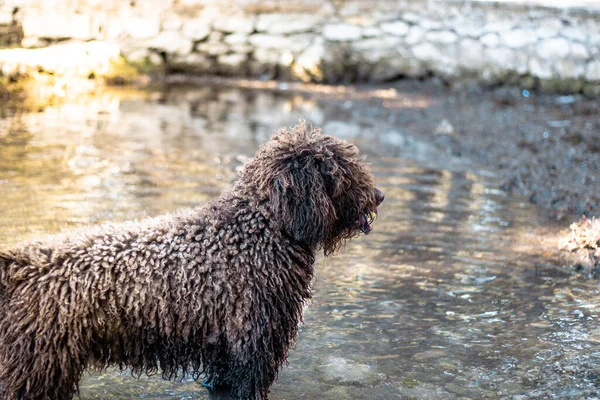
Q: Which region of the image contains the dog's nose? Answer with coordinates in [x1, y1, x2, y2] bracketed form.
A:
[374, 188, 385, 206]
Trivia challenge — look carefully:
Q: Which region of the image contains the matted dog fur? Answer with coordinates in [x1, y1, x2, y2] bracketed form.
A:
[0, 122, 384, 399]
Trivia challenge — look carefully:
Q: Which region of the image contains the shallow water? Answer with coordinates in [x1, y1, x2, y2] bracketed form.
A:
[0, 84, 598, 399]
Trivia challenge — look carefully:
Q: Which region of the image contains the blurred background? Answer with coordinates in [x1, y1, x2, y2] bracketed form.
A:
[0, 0, 600, 92]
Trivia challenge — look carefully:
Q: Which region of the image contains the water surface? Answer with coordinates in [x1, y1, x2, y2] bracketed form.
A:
[0, 85, 597, 399]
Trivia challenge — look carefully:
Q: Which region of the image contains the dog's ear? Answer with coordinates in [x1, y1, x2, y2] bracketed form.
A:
[269, 158, 335, 248]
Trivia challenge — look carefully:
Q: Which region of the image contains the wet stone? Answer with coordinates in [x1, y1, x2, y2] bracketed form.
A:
[320, 357, 378, 386]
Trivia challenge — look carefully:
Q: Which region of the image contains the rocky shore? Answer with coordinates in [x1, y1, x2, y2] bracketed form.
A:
[1, 0, 600, 93]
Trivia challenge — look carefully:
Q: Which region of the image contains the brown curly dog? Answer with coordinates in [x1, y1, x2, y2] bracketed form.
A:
[0, 122, 384, 400]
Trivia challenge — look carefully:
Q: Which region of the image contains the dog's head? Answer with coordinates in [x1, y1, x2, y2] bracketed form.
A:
[236, 122, 384, 255]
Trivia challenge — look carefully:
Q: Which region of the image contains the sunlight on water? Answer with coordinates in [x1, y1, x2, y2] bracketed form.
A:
[0, 84, 598, 399]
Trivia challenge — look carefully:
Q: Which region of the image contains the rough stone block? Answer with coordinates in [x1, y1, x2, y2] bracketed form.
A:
[150, 31, 193, 55]
[196, 41, 229, 56]
[405, 26, 425, 45]
[458, 39, 485, 70]
[124, 16, 161, 39]
[352, 36, 402, 63]
[256, 13, 318, 34]
[287, 34, 313, 53]
[218, 53, 247, 68]
[293, 39, 325, 81]
[0, 9, 14, 25]
[500, 29, 539, 49]
[22, 13, 95, 40]
[529, 58, 553, 80]
[426, 30, 458, 44]
[181, 18, 211, 40]
[213, 15, 254, 34]
[249, 34, 293, 50]
[555, 59, 586, 79]
[361, 26, 382, 38]
[161, 12, 183, 31]
[380, 21, 409, 36]
[537, 37, 570, 60]
[323, 24, 362, 41]
[586, 60, 600, 81]
[480, 33, 499, 47]
[224, 33, 248, 46]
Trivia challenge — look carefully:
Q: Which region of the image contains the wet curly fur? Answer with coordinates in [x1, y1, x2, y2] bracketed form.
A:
[0, 123, 383, 399]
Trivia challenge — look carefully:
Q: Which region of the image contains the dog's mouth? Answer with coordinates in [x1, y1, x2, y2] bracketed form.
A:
[358, 211, 376, 235]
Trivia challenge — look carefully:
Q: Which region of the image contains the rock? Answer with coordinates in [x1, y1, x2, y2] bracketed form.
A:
[321, 357, 375, 386]
[434, 119, 455, 135]
[380, 21, 409, 36]
[230, 43, 254, 54]
[418, 19, 443, 30]
[196, 41, 229, 56]
[123, 16, 162, 39]
[0, 9, 14, 24]
[22, 13, 95, 40]
[181, 19, 211, 41]
[480, 33, 499, 47]
[287, 34, 313, 53]
[586, 60, 600, 81]
[405, 26, 425, 45]
[529, 58, 553, 80]
[501, 29, 539, 48]
[292, 38, 325, 81]
[21, 36, 47, 49]
[412, 42, 441, 63]
[537, 37, 570, 60]
[370, 54, 420, 80]
[213, 15, 254, 34]
[0, 41, 121, 78]
[362, 26, 382, 38]
[458, 39, 485, 70]
[161, 12, 182, 31]
[123, 48, 154, 64]
[402, 12, 421, 24]
[323, 24, 362, 41]
[536, 19, 561, 38]
[224, 33, 247, 46]
[218, 53, 247, 68]
[413, 349, 446, 361]
[150, 30, 192, 55]
[170, 52, 212, 73]
[253, 48, 283, 65]
[484, 21, 514, 33]
[484, 47, 521, 71]
[352, 36, 402, 63]
[570, 43, 589, 60]
[453, 21, 484, 38]
[249, 34, 293, 50]
[562, 27, 588, 42]
[426, 30, 458, 44]
[555, 60, 586, 79]
[255, 13, 318, 34]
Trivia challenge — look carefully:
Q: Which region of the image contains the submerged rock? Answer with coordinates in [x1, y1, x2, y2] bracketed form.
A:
[560, 216, 600, 278]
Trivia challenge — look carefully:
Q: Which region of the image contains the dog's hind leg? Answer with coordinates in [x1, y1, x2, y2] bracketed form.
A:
[227, 354, 277, 400]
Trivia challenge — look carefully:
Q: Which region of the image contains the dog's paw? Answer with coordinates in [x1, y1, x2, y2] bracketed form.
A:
[201, 377, 216, 391]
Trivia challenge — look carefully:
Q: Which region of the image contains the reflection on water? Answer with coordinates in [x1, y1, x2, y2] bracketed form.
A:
[1, 85, 598, 399]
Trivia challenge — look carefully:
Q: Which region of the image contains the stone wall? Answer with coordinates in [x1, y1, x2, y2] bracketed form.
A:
[1, 0, 600, 93]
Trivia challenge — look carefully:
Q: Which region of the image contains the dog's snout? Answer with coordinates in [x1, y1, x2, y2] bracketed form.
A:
[374, 188, 385, 206]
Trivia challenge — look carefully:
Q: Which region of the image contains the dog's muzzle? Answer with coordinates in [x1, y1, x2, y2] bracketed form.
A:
[359, 188, 384, 234]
